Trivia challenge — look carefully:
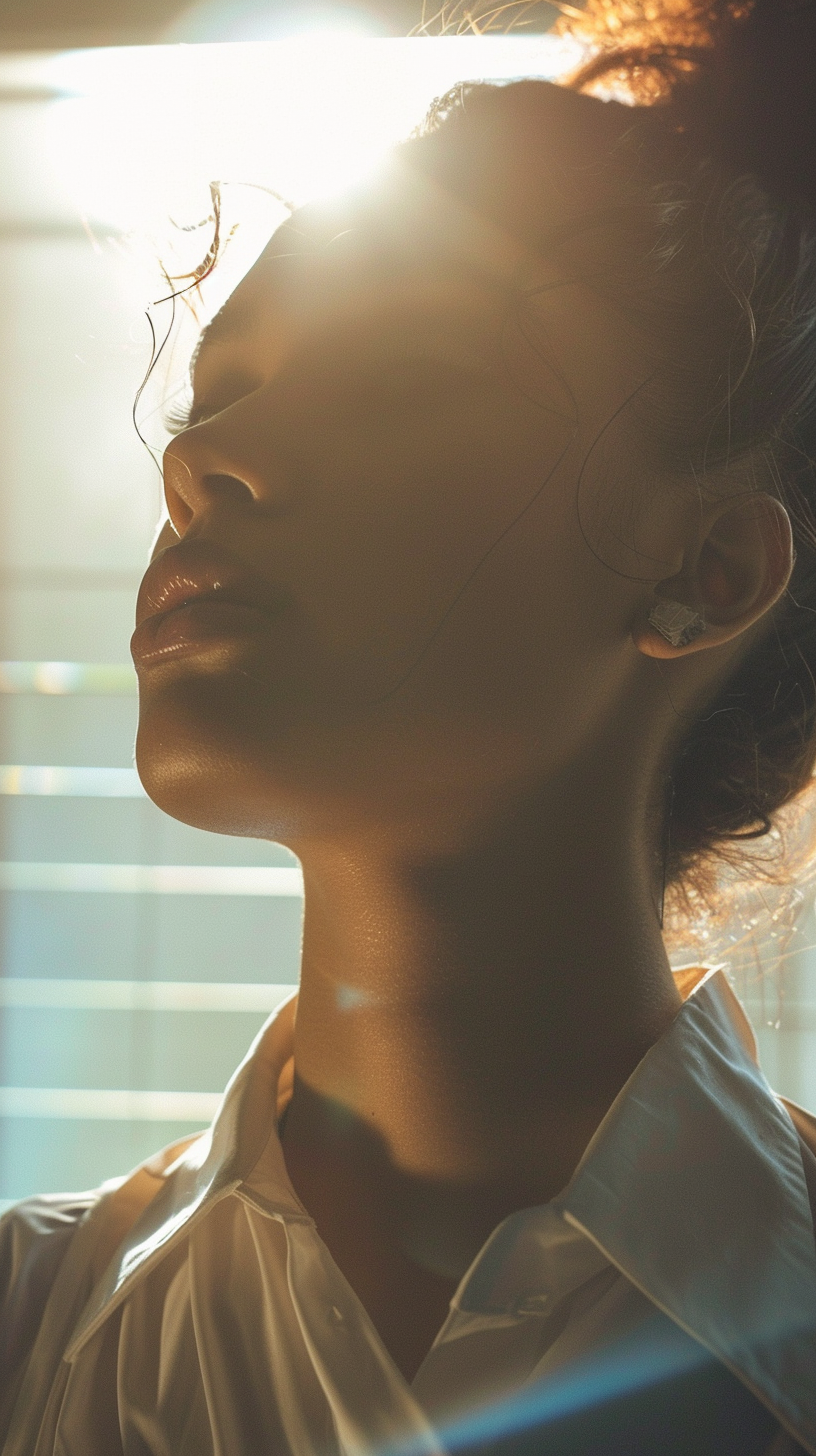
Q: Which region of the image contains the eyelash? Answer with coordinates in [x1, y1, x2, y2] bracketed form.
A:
[162, 349, 490, 438]
[162, 392, 198, 437]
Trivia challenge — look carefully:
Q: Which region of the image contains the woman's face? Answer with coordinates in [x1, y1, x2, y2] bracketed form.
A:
[133, 84, 660, 844]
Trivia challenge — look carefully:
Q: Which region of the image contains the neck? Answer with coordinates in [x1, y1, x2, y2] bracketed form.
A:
[282, 766, 681, 1283]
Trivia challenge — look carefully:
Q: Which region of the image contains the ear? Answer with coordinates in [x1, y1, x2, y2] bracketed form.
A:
[632, 492, 793, 661]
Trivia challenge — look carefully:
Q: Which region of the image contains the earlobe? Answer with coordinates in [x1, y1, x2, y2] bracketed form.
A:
[632, 492, 793, 662]
[647, 600, 707, 649]
[634, 595, 708, 660]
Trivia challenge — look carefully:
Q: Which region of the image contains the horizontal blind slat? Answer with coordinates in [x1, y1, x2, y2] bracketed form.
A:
[0, 662, 137, 695]
[0, 765, 144, 796]
[0, 1087, 220, 1120]
[0, 863, 304, 894]
[0, 978, 296, 1011]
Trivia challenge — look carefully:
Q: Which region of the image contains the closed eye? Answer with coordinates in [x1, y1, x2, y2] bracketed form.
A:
[162, 391, 198, 437]
[162, 338, 496, 439]
[162, 366, 265, 436]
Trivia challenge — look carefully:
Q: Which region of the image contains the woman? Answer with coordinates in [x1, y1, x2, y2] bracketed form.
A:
[3, 1, 816, 1451]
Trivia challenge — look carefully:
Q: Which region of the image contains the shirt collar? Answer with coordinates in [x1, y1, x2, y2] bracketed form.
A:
[562, 967, 816, 1453]
[65, 972, 816, 1451]
[65, 988, 306, 1357]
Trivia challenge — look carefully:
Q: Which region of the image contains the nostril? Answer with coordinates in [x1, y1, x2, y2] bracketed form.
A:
[203, 473, 256, 508]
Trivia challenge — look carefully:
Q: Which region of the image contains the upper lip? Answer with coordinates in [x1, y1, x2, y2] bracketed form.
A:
[135, 537, 284, 628]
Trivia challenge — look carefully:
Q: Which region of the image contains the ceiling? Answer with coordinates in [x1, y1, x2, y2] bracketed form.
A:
[0, 0, 558, 50]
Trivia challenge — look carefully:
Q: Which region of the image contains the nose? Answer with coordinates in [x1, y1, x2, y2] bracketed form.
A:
[162, 400, 288, 537]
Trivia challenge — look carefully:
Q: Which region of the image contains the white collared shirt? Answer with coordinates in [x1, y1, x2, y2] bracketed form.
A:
[2, 968, 816, 1456]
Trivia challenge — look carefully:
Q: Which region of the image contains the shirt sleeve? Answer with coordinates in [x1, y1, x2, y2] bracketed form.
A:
[0, 1135, 202, 1446]
[0, 1191, 99, 1436]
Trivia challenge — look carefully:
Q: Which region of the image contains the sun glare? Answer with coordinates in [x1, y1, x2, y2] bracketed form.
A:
[44, 36, 566, 234]
[30, 34, 571, 455]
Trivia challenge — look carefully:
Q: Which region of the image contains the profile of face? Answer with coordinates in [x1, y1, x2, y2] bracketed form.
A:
[132, 82, 778, 851]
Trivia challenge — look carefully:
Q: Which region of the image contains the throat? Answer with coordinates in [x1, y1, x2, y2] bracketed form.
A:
[278, 1064, 644, 1382]
[282, 1101, 460, 1380]
[278, 820, 682, 1377]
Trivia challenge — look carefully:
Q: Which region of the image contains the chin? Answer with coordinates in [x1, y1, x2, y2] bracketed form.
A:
[133, 666, 385, 842]
[134, 671, 306, 839]
[134, 657, 506, 842]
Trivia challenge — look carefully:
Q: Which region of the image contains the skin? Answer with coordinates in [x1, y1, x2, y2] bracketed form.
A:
[134, 82, 793, 1381]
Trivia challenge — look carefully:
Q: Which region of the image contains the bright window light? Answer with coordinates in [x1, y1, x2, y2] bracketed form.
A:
[40, 37, 569, 234]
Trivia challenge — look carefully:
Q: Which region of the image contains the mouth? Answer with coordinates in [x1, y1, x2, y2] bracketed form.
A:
[131, 537, 285, 669]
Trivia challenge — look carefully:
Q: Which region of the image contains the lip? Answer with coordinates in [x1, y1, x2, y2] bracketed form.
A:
[132, 537, 285, 669]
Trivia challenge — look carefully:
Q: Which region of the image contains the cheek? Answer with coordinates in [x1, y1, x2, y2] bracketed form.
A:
[291, 387, 577, 701]
[134, 373, 631, 829]
[395, 454, 627, 749]
[135, 457, 622, 835]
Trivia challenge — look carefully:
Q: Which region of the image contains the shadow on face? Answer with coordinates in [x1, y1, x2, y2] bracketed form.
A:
[132, 81, 661, 846]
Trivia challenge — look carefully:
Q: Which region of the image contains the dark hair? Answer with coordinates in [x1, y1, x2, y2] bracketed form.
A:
[539, 1, 816, 901]
[422, 17, 816, 915]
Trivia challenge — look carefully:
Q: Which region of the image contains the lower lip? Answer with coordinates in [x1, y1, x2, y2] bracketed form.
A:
[131, 600, 273, 668]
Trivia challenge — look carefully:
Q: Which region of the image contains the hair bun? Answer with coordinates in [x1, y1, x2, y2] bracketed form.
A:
[564, 1, 816, 209]
[699, 0, 816, 208]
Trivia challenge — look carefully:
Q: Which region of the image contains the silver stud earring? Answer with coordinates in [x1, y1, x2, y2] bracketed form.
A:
[648, 600, 706, 648]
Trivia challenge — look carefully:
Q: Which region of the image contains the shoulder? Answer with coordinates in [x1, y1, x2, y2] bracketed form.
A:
[1, 1131, 203, 1301]
[0, 1134, 202, 1438]
[0, 1136, 202, 1336]
[1, 1182, 101, 1322]
[0, 1189, 104, 1437]
[0, 1189, 100, 1352]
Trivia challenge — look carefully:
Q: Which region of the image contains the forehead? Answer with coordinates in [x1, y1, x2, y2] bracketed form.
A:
[193, 80, 639, 365]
